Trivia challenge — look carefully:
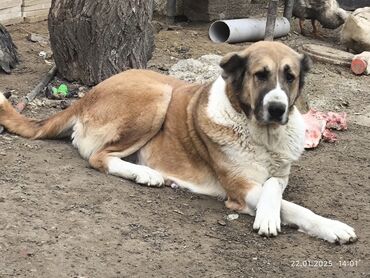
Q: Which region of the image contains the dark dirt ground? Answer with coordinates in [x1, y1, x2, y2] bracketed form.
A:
[0, 19, 369, 278]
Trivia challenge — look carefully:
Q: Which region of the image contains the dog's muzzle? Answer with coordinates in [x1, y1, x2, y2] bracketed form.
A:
[262, 87, 288, 124]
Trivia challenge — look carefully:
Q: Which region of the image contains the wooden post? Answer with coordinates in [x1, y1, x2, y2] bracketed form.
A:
[283, 0, 295, 21]
[166, 0, 176, 25]
[264, 0, 278, 41]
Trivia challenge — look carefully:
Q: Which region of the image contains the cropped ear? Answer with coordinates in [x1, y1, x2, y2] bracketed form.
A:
[299, 54, 312, 90]
[220, 52, 248, 92]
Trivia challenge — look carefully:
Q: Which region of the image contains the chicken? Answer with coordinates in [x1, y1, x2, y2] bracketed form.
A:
[293, 0, 349, 37]
[0, 23, 18, 74]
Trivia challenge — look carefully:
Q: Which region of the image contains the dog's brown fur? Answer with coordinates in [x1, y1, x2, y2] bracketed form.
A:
[0, 41, 358, 243]
[0, 41, 307, 208]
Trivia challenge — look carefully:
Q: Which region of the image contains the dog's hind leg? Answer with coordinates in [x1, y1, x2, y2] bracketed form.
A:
[89, 151, 165, 187]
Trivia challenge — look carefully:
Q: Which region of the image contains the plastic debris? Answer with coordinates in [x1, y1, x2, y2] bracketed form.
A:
[51, 84, 69, 97]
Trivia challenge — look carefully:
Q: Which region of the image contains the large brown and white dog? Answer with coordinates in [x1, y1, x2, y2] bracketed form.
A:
[0, 41, 357, 243]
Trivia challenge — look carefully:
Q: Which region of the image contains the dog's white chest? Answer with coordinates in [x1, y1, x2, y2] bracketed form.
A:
[221, 107, 305, 183]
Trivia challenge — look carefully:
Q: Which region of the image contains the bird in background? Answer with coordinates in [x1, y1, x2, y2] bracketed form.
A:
[293, 0, 349, 37]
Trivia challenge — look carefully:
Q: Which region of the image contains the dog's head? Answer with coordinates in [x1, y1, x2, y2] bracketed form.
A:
[220, 41, 311, 125]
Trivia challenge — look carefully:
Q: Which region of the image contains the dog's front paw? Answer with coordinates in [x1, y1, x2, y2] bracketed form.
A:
[133, 166, 164, 187]
[253, 204, 281, 236]
[305, 216, 357, 244]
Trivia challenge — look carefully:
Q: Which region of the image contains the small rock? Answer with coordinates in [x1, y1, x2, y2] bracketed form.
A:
[60, 100, 71, 110]
[217, 220, 226, 226]
[226, 213, 239, 221]
[78, 92, 85, 98]
[27, 33, 47, 43]
[39, 51, 47, 59]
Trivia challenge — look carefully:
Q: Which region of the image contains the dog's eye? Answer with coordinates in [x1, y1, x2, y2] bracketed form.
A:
[285, 72, 295, 83]
[255, 70, 269, 81]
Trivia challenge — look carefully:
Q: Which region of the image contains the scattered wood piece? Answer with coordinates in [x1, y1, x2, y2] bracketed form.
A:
[173, 209, 184, 215]
[0, 65, 57, 134]
[301, 44, 354, 66]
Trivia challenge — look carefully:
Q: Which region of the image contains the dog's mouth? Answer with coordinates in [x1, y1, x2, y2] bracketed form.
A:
[255, 107, 289, 126]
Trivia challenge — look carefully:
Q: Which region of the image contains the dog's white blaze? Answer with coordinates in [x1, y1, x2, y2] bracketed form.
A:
[263, 78, 288, 121]
[107, 157, 164, 186]
[207, 76, 248, 128]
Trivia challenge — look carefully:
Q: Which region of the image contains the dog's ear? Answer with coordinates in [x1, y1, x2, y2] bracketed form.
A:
[220, 52, 247, 92]
[299, 54, 312, 90]
[220, 52, 244, 76]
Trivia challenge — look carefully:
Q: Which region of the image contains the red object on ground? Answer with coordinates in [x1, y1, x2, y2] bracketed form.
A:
[303, 109, 347, 149]
[351, 58, 367, 75]
[322, 129, 337, 143]
[302, 110, 326, 148]
[325, 112, 348, 130]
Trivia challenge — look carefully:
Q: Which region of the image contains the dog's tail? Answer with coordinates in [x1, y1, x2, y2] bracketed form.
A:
[0, 93, 79, 139]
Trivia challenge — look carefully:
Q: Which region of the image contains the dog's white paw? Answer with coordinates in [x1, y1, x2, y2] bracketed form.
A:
[133, 166, 164, 187]
[253, 203, 281, 236]
[304, 216, 357, 244]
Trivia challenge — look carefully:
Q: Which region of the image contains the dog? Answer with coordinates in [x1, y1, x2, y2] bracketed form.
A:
[0, 41, 357, 244]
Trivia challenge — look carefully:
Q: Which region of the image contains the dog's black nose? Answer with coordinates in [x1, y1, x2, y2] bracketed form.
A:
[268, 102, 286, 120]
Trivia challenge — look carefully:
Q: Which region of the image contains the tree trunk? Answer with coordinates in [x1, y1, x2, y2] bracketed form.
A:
[48, 0, 154, 86]
[0, 23, 18, 74]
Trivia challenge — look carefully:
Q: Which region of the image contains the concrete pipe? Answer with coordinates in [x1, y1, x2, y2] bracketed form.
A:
[209, 17, 291, 43]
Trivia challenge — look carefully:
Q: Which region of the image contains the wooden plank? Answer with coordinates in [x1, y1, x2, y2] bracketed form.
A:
[0, 9, 22, 22]
[23, 14, 48, 23]
[0, 0, 22, 10]
[22, 0, 51, 7]
[22, 9, 49, 17]
[0, 16, 23, 25]
[22, 3, 51, 12]
[0, 6, 22, 16]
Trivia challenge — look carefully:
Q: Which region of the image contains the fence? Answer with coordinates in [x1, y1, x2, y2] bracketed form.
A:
[0, 0, 51, 25]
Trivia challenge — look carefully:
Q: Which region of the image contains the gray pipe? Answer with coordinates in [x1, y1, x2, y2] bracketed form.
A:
[209, 17, 291, 43]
